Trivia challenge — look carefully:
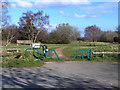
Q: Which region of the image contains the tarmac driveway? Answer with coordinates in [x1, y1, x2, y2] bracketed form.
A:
[2, 61, 119, 88]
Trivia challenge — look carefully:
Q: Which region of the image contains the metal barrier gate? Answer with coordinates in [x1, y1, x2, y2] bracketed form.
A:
[74, 49, 92, 60]
[25, 45, 92, 60]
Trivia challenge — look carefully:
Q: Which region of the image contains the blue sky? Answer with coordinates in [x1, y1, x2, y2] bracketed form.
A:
[6, 0, 119, 36]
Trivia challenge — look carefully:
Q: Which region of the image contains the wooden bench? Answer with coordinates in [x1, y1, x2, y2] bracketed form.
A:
[17, 40, 32, 46]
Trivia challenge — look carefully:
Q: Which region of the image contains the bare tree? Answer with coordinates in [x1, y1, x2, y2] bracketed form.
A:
[2, 25, 18, 46]
[84, 25, 102, 42]
[18, 10, 49, 43]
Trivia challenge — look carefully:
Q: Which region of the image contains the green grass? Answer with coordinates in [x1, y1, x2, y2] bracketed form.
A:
[1, 42, 119, 68]
[90, 54, 119, 62]
[2, 59, 44, 68]
[63, 42, 119, 55]
[63, 42, 119, 62]
[1, 52, 45, 68]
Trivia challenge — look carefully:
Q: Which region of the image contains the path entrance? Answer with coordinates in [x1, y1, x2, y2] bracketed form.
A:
[52, 46, 67, 58]
[51, 46, 92, 60]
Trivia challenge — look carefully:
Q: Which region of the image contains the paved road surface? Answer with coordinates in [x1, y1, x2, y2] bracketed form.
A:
[2, 61, 119, 88]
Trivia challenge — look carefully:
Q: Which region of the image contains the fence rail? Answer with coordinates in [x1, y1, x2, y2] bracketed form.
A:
[93, 52, 120, 54]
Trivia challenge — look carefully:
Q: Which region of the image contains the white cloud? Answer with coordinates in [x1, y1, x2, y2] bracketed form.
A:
[9, 0, 33, 8]
[34, 0, 90, 4]
[6, 0, 120, 2]
[80, 2, 118, 15]
[74, 13, 97, 18]
[6, 0, 91, 8]
[33, 0, 91, 8]
[17, 0, 33, 8]
[59, 0, 91, 5]
[59, 11, 64, 14]
[88, 0, 119, 2]
[44, 24, 58, 32]
[59, 11, 70, 17]
[82, 2, 117, 10]
[74, 14, 87, 18]
[44, 24, 58, 29]
[10, 4, 16, 7]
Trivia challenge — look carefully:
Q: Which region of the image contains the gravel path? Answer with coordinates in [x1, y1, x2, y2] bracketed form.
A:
[2, 61, 119, 88]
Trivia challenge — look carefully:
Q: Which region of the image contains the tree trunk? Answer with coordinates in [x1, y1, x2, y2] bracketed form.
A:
[6, 35, 15, 46]
[34, 30, 41, 43]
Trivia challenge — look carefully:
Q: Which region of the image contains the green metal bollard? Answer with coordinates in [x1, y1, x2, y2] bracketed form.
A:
[90, 49, 92, 58]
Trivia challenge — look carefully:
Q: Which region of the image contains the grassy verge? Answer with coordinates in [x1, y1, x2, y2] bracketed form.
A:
[90, 54, 119, 62]
[63, 43, 119, 62]
[2, 59, 44, 68]
[1, 53, 45, 68]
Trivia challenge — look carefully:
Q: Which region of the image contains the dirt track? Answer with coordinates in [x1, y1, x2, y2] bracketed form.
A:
[52, 46, 67, 58]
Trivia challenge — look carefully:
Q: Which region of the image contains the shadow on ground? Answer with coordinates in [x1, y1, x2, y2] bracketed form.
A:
[2, 66, 119, 89]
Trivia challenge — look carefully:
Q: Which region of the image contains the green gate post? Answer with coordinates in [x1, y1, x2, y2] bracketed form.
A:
[90, 49, 92, 58]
